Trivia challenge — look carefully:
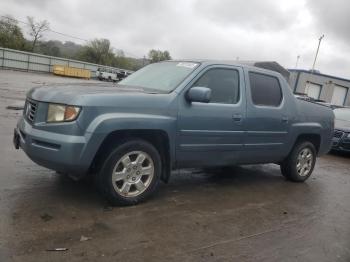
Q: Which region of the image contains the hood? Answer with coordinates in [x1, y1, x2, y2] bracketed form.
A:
[335, 119, 350, 132]
[27, 83, 169, 105]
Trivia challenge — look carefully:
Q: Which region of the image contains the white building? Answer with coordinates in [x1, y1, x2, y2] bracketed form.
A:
[289, 69, 350, 107]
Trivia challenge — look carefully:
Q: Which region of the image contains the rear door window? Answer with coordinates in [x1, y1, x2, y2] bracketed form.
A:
[249, 72, 282, 107]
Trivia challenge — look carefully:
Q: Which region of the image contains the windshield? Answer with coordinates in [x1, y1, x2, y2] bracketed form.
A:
[119, 61, 199, 93]
[334, 108, 350, 121]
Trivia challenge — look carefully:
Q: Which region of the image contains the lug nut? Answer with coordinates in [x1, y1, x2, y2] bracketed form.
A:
[132, 177, 136, 181]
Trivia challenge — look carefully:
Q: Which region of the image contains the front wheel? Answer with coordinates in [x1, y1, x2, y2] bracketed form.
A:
[280, 141, 316, 182]
[96, 139, 162, 206]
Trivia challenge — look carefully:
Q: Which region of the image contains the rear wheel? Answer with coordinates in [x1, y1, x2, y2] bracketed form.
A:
[280, 141, 316, 182]
[96, 139, 161, 206]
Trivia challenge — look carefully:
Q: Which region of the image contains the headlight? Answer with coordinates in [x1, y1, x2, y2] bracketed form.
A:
[47, 104, 81, 123]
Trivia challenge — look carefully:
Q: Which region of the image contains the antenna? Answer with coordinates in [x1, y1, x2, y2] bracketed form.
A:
[311, 34, 325, 72]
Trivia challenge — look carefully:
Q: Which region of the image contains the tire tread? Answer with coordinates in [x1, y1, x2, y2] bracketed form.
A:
[96, 139, 161, 206]
[280, 141, 316, 182]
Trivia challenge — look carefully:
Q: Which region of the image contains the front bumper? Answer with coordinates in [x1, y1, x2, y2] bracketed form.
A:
[332, 132, 350, 152]
[14, 117, 90, 175]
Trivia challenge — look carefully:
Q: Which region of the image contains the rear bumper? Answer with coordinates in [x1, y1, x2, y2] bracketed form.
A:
[15, 117, 90, 175]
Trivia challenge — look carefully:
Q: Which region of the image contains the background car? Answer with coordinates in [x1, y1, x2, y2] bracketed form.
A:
[332, 107, 350, 152]
[96, 68, 119, 82]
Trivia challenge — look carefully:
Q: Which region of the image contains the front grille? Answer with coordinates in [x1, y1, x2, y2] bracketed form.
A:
[25, 100, 38, 123]
[342, 142, 350, 150]
[333, 130, 344, 139]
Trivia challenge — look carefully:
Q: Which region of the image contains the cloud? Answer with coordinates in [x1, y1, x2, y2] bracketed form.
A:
[1, 0, 350, 78]
[193, 0, 300, 31]
[306, 0, 350, 44]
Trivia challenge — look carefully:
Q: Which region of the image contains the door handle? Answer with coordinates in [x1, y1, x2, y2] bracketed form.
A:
[282, 116, 289, 123]
[233, 114, 242, 122]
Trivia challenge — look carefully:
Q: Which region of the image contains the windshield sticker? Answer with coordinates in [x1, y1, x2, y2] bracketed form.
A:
[176, 62, 198, 69]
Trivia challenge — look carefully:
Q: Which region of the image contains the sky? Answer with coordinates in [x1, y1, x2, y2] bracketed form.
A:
[1, 0, 350, 78]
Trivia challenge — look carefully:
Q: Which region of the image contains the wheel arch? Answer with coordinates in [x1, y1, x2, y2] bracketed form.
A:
[89, 129, 172, 183]
[290, 133, 321, 155]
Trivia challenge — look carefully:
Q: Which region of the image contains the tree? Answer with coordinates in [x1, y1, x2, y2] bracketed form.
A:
[0, 16, 142, 70]
[0, 16, 27, 50]
[27, 16, 50, 51]
[148, 49, 171, 63]
[38, 40, 61, 56]
[111, 49, 137, 69]
[78, 38, 115, 65]
[61, 41, 82, 58]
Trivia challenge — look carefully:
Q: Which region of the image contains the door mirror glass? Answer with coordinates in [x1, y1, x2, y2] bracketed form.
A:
[186, 87, 211, 103]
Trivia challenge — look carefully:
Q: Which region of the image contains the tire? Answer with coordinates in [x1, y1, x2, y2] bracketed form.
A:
[96, 139, 161, 206]
[280, 141, 316, 182]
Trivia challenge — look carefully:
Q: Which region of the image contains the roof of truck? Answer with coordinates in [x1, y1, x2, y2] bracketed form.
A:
[171, 60, 290, 80]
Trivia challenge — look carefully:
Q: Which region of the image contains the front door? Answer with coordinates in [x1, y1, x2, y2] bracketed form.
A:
[176, 65, 246, 168]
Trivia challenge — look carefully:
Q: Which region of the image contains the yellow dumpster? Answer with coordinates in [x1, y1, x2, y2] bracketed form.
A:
[53, 65, 91, 79]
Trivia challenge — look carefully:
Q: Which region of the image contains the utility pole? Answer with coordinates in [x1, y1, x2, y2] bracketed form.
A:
[311, 34, 324, 72]
[295, 55, 300, 69]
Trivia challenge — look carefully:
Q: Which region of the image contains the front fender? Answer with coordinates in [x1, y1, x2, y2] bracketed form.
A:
[79, 113, 177, 168]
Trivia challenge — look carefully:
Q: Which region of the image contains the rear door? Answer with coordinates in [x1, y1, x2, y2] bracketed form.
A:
[176, 65, 246, 168]
[242, 70, 290, 163]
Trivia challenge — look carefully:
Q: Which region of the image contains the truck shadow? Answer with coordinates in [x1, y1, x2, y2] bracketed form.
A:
[11, 163, 312, 215]
[168, 164, 285, 189]
[153, 164, 314, 206]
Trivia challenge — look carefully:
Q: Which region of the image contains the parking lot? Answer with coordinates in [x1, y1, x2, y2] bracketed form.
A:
[0, 70, 349, 262]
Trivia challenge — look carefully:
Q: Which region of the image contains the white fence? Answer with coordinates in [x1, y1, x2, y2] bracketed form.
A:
[0, 47, 133, 78]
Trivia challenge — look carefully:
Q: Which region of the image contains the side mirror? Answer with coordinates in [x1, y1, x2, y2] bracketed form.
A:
[186, 87, 211, 103]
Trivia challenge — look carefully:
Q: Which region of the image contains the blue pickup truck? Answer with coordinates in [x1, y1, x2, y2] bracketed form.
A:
[14, 61, 334, 205]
